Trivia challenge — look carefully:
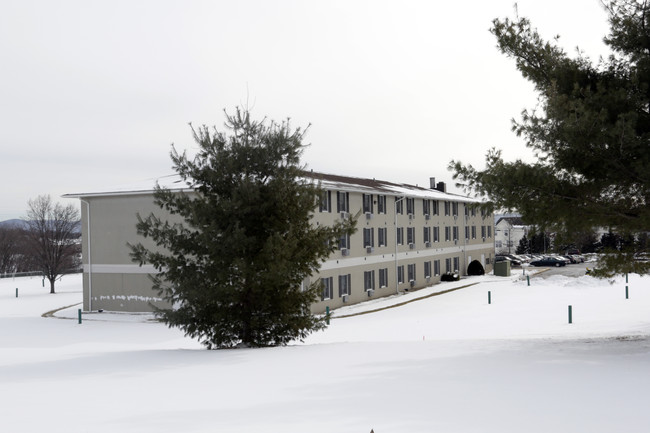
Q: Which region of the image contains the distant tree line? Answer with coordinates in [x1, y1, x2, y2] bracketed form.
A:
[516, 230, 649, 255]
[0, 195, 81, 293]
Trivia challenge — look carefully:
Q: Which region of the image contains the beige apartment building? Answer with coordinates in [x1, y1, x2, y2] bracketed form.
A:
[65, 171, 495, 314]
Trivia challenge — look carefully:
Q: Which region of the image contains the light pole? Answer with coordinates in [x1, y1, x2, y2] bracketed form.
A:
[394, 196, 405, 295]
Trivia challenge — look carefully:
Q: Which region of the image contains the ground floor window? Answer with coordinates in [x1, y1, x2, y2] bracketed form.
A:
[379, 268, 388, 288]
[364, 270, 375, 291]
[407, 263, 416, 282]
[321, 277, 333, 300]
[338, 274, 351, 297]
[424, 261, 431, 278]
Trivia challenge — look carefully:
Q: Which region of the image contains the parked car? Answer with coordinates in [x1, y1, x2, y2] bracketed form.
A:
[529, 257, 567, 267]
[495, 255, 522, 266]
[562, 255, 578, 264]
[568, 254, 585, 263]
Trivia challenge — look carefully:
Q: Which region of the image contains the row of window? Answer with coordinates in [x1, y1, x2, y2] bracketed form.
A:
[341, 225, 493, 250]
[320, 257, 461, 300]
[320, 191, 487, 218]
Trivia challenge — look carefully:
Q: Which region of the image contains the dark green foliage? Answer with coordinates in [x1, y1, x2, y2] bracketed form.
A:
[528, 231, 551, 254]
[450, 1, 650, 275]
[554, 229, 600, 254]
[515, 235, 530, 255]
[130, 108, 355, 349]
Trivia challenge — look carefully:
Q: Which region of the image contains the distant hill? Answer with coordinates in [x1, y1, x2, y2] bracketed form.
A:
[0, 219, 81, 233]
[0, 219, 28, 229]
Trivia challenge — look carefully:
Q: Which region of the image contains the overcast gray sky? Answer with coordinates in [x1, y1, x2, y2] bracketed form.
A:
[0, 0, 611, 220]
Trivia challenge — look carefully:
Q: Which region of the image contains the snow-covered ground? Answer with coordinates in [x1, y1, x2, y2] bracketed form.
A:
[2, 270, 650, 433]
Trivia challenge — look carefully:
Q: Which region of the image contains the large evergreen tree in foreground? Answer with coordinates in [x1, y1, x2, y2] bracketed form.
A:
[450, 1, 650, 276]
[130, 108, 355, 348]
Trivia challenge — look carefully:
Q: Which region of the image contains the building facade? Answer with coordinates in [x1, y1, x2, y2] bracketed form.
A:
[494, 216, 529, 255]
[65, 172, 495, 314]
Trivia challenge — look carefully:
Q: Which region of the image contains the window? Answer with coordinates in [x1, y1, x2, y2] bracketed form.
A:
[338, 274, 351, 297]
[321, 276, 333, 300]
[396, 197, 404, 214]
[407, 227, 415, 245]
[472, 225, 476, 239]
[452, 202, 459, 216]
[377, 195, 387, 214]
[434, 260, 440, 276]
[453, 226, 459, 241]
[423, 199, 430, 216]
[397, 265, 404, 284]
[496, 240, 503, 248]
[445, 258, 452, 273]
[337, 191, 349, 213]
[363, 228, 375, 248]
[378, 227, 387, 247]
[465, 226, 470, 240]
[445, 226, 451, 242]
[433, 226, 439, 242]
[397, 227, 404, 245]
[424, 261, 432, 278]
[379, 268, 388, 288]
[363, 194, 374, 214]
[364, 270, 375, 291]
[444, 201, 450, 216]
[453, 257, 459, 272]
[339, 233, 350, 250]
[406, 197, 415, 215]
[319, 190, 331, 212]
[481, 226, 487, 239]
[423, 226, 431, 244]
[464, 205, 469, 217]
[432, 200, 439, 216]
[488, 226, 492, 238]
[407, 263, 416, 282]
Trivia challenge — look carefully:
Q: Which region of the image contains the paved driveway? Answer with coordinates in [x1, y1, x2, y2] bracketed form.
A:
[525, 262, 591, 279]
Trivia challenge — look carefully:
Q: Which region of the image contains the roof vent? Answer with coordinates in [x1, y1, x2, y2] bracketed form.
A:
[436, 182, 446, 193]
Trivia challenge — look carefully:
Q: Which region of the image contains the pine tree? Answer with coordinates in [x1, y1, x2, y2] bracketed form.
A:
[515, 235, 530, 255]
[130, 108, 355, 349]
[450, 1, 650, 275]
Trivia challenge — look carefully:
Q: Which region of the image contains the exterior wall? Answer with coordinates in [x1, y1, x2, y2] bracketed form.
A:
[80, 193, 180, 312]
[494, 219, 528, 255]
[308, 191, 494, 314]
[76, 183, 495, 314]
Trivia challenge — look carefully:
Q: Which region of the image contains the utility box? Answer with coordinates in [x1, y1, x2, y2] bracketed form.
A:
[494, 260, 511, 277]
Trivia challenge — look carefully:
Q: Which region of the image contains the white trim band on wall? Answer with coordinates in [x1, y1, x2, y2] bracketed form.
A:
[84, 264, 158, 274]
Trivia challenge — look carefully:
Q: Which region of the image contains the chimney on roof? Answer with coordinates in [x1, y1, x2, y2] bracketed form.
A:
[436, 181, 446, 193]
[429, 177, 436, 189]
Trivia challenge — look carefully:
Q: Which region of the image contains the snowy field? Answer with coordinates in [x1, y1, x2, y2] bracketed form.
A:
[2, 269, 650, 433]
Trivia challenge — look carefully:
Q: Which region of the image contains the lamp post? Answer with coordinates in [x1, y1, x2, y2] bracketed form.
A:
[394, 196, 406, 295]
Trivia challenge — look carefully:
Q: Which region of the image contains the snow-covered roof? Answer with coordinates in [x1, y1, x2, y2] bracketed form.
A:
[495, 216, 528, 227]
[64, 171, 481, 203]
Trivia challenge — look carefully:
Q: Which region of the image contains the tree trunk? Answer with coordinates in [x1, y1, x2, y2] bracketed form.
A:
[49, 278, 56, 294]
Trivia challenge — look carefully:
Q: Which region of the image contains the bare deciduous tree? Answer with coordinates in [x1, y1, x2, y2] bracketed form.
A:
[0, 227, 20, 274]
[24, 195, 80, 293]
